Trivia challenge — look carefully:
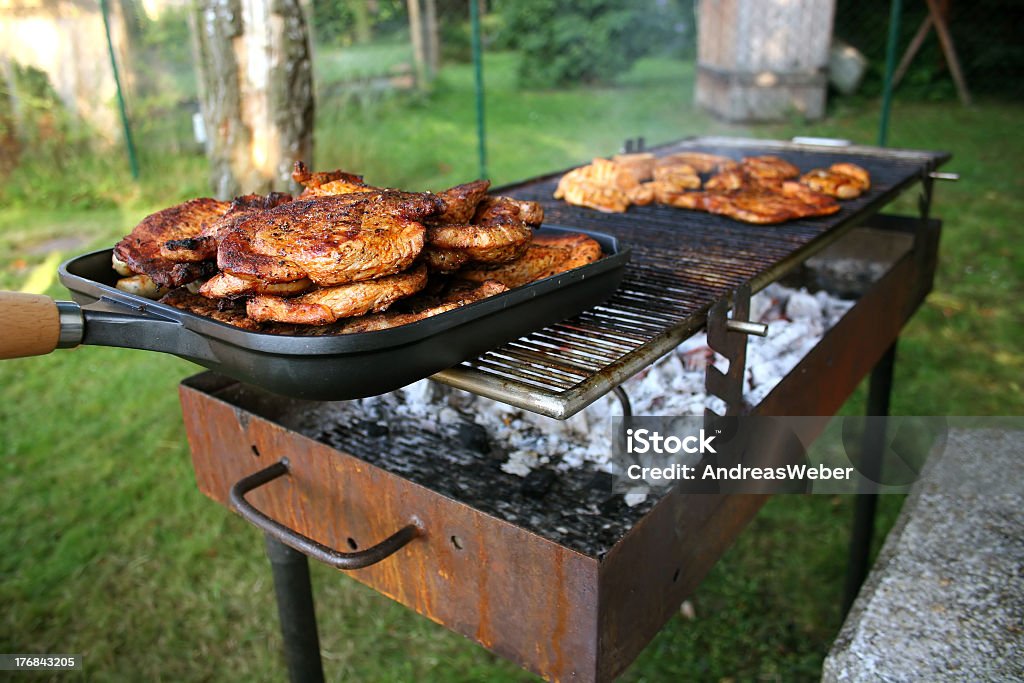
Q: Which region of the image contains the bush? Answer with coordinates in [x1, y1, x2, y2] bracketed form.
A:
[497, 0, 685, 88]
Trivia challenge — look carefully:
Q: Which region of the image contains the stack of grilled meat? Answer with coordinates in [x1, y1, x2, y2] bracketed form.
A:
[554, 152, 871, 224]
[111, 163, 602, 333]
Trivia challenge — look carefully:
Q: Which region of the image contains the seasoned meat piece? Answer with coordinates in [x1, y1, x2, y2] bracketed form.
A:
[554, 158, 637, 213]
[655, 189, 712, 210]
[340, 280, 508, 333]
[218, 190, 441, 286]
[656, 152, 735, 174]
[199, 272, 313, 298]
[292, 161, 365, 191]
[161, 192, 293, 263]
[247, 264, 429, 325]
[298, 179, 375, 199]
[741, 155, 800, 180]
[159, 287, 262, 330]
[829, 163, 870, 188]
[422, 246, 470, 273]
[427, 217, 532, 264]
[113, 197, 230, 287]
[460, 233, 602, 289]
[704, 167, 748, 192]
[436, 179, 491, 223]
[115, 274, 168, 299]
[473, 196, 545, 226]
[612, 153, 656, 182]
[800, 163, 870, 199]
[778, 181, 842, 212]
[652, 163, 702, 190]
[702, 187, 839, 224]
[554, 178, 630, 213]
[627, 182, 656, 206]
[424, 195, 539, 273]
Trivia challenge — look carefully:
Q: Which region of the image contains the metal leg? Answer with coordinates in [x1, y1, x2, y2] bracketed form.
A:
[265, 534, 325, 683]
[842, 341, 896, 616]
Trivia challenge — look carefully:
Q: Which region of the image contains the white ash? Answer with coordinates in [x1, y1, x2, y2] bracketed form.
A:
[305, 284, 853, 507]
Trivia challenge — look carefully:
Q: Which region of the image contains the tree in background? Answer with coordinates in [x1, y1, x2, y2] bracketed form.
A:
[497, 0, 687, 88]
[190, 0, 314, 198]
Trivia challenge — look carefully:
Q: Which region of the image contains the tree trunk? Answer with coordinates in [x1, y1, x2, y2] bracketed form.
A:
[407, 0, 428, 88]
[191, 0, 314, 200]
[352, 0, 373, 44]
[424, 0, 439, 76]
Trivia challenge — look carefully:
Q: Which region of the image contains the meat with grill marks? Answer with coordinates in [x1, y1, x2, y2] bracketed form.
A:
[291, 161, 368, 198]
[113, 197, 231, 288]
[472, 196, 544, 226]
[799, 163, 871, 199]
[425, 217, 532, 272]
[199, 272, 313, 299]
[657, 152, 735, 174]
[435, 179, 491, 223]
[701, 182, 840, 224]
[423, 194, 543, 273]
[741, 155, 801, 180]
[554, 158, 637, 213]
[215, 190, 442, 288]
[160, 192, 294, 263]
[459, 233, 602, 289]
[247, 264, 429, 325]
[339, 279, 508, 333]
[158, 287, 262, 330]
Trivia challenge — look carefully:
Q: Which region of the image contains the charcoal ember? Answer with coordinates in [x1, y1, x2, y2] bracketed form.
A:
[586, 471, 614, 494]
[359, 420, 389, 437]
[599, 496, 626, 517]
[456, 422, 490, 453]
[520, 469, 556, 498]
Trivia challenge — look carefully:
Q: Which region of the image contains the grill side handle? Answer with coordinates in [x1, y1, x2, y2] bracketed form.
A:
[229, 459, 421, 570]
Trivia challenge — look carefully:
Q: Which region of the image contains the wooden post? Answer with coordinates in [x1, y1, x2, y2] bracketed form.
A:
[424, 0, 439, 77]
[191, 0, 315, 199]
[407, 0, 428, 88]
[924, 0, 972, 105]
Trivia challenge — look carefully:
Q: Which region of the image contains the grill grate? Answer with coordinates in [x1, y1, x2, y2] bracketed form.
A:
[433, 137, 948, 418]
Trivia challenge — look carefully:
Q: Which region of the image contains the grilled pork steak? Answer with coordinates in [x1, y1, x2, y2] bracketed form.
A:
[460, 233, 602, 289]
[216, 191, 441, 286]
[114, 197, 230, 287]
[247, 264, 429, 325]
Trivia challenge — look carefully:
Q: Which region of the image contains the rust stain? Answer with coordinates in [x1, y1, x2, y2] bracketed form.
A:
[550, 550, 567, 680]
[473, 515, 492, 648]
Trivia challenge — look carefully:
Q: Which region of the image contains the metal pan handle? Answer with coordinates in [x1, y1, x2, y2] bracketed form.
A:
[229, 459, 421, 570]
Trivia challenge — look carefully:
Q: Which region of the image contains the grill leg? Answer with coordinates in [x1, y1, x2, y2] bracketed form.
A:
[265, 534, 325, 683]
[842, 341, 896, 616]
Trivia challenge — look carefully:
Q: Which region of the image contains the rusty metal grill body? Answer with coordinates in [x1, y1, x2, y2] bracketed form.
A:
[434, 137, 948, 418]
[182, 137, 949, 682]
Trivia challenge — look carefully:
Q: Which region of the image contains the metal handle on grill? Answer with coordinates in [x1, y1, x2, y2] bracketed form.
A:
[928, 172, 959, 181]
[727, 319, 769, 337]
[230, 459, 421, 570]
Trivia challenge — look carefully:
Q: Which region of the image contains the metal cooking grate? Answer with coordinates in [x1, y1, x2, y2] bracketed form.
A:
[432, 137, 948, 418]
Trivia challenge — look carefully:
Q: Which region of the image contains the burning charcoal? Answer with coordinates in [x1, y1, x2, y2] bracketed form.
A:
[359, 420, 389, 437]
[598, 496, 625, 517]
[456, 422, 490, 453]
[586, 471, 614, 494]
[520, 469, 556, 498]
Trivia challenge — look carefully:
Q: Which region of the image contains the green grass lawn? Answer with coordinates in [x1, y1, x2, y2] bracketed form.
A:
[0, 49, 1021, 681]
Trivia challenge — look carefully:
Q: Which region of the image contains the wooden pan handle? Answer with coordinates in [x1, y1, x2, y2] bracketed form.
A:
[0, 291, 64, 359]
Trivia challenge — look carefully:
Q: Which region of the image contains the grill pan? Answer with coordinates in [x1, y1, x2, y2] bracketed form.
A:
[0, 226, 629, 400]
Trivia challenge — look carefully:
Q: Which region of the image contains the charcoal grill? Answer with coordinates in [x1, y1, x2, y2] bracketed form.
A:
[181, 137, 950, 682]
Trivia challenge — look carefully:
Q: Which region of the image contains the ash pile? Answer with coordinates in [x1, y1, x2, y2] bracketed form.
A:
[303, 283, 852, 511]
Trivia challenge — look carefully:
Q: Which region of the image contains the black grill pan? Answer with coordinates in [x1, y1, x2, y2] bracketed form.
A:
[0, 226, 628, 400]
